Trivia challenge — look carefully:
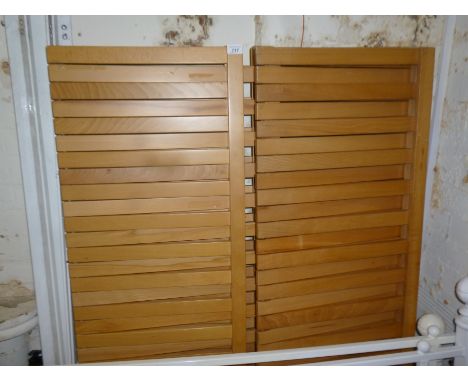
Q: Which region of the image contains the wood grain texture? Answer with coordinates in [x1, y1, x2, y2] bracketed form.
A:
[54, 116, 229, 134]
[255, 83, 415, 102]
[49, 64, 227, 82]
[252, 47, 419, 65]
[256, 117, 415, 137]
[51, 82, 227, 100]
[256, 101, 408, 120]
[59, 165, 229, 184]
[47, 46, 227, 64]
[52, 99, 228, 117]
[255, 66, 411, 84]
[57, 133, 228, 151]
[402, 48, 434, 335]
[256, 165, 405, 189]
[256, 149, 413, 172]
[227, 53, 247, 352]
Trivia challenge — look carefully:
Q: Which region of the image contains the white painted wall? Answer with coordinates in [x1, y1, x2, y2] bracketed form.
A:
[2, 15, 467, 343]
[0, 16, 35, 322]
[418, 16, 468, 331]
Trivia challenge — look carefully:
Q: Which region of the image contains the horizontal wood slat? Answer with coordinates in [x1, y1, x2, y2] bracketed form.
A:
[54, 116, 229, 135]
[73, 298, 232, 321]
[255, 66, 412, 84]
[256, 134, 406, 155]
[61, 181, 230, 201]
[46, 46, 228, 64]
[256, 117, 415, 137]
[252, 47, 420, 65]
[256, 101, 408, 120]
[257, 240, 408, 270]
[255, 83, 415, 102]
[58, 149, 229, 168]
[49, 64, 227, 82]
[256, 226, 402, 255]
[256, 165, 405, 189]
[57, 133, 229, 152]
[52, 99, 228, 117]
[68, 241, 231, 263]
[257, 180, 409, 206]
[63, 195, 230, 217]
[257, 196, 403, 222]
[51, 82, 228, 100]
[257, 211, 408, 239]
[71, 270, 231, 292]
[66, 226, 231, 247]
[256, 149, 412, 172]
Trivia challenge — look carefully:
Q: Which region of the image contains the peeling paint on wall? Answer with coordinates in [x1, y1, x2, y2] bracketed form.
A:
[162, 15, 213, 46]
[0, 280, 35, 324]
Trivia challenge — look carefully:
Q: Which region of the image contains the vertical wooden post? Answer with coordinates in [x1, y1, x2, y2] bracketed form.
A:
[227, 47, 246, 352]
[403, 48, 435, 335]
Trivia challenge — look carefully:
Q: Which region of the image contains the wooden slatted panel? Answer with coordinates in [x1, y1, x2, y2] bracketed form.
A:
[48, 46, 246, 363]
[252, 46, 434, 353]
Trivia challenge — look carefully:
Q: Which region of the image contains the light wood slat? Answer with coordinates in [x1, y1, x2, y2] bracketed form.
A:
[257, 240, 408, 270]
[54, 116, 229, 135]
[257, 255, 401, 285]
[403, 48, 435, 336]
[245, 193, 255, 208]
[256, 134, 406, 156]
[60, 165, 229, 184]
[256, 117, 414, 138]
[244, 98, 255, 115]
[75, 311, 232, 334]
[49, 64, 227, 83]
[256, 101, 408, 120]
[255, 66, 411, 84]
[52, 99, 228, 117]
[258, 311, 396, 345]
[71, 270, 231, 292]
[61, 181, 230, 201]
[243, 66, 254, 83]
[246, 251, 255, 265]
[68, 241, 231, 263]
[257, 149, 412, 173]
[255, 83, 415, 102]
[69, 256, 231, 277]
[258, 296, 405, 330]
[65, 211, 230, 232]
[256, 165, 404, 190]
[257, 196, 403, 223]
[72, 284, 231, 307]
[66, 226, 230, 247]
[76, 324, 232, 348]
[252, 47, 420, 65]
[57, 133, 228, 151]
[258, 322, 401, 351]
[245, 222, 255, 237]
[257, 282, 401, 316]
[228, 53, 246, 353]
[63, 195, 230, 217]
[58, 149, 229, 168]
[246, 304, 255, 318]
[257, 180, 409, 206]
[244, 162, 255, 178]
[244, 130, 255, 146]
[51, 82, 228, 100]
[256, 226, 402, 255]
[77, 339, 232, 363]
[257, 211, 408, 239]
[74, 298, 232, 321]
[46, 46, 227, 64]
[257, 268, 405, 302]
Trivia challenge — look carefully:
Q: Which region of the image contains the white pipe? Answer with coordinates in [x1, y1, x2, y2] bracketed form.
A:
[0, 314, 38, 342]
